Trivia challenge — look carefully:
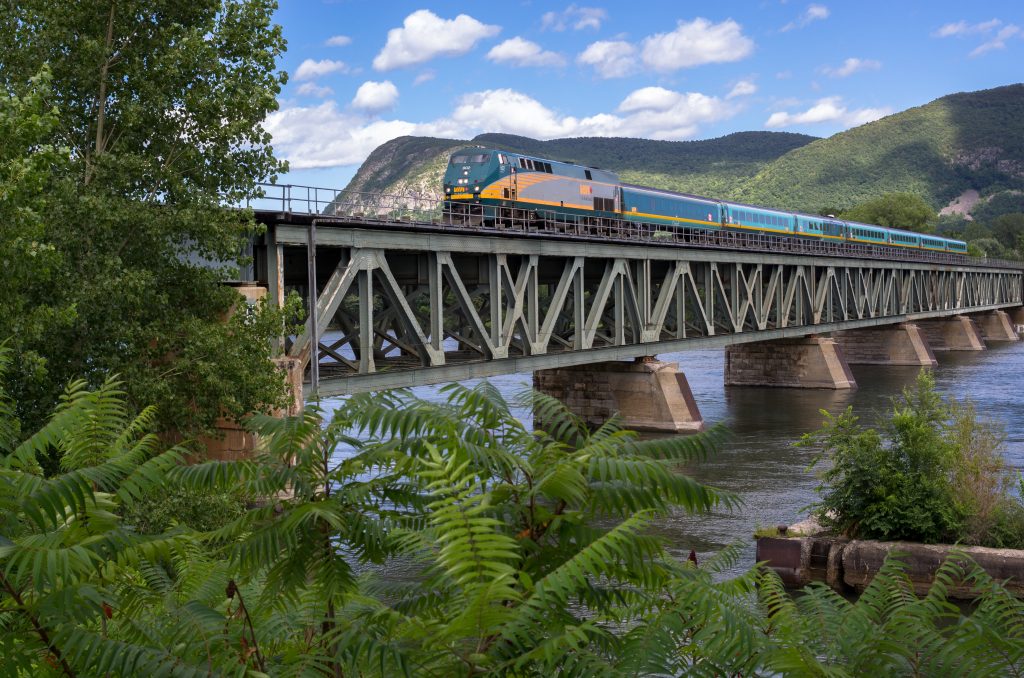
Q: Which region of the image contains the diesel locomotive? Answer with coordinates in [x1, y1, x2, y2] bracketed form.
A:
[441, 147, 968, 254]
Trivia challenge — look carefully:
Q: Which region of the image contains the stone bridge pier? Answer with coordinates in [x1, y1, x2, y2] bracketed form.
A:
[971, 310, 1019, 342]
[915, 315, 986, 351]
[724, 336, 857, 389]
[1010, 306, 1024, 327]
[533, 359, 704, 434]
[832, 323, 936, 367]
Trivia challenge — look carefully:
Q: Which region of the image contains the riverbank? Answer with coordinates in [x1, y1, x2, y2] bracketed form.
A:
[757, 517, 1024, 599]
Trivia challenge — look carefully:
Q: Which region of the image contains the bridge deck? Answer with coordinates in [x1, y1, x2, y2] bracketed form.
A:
[251, 212, 1024, 396]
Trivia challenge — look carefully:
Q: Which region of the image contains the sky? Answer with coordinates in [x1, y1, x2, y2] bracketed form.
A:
[269, 1, 1024, 189]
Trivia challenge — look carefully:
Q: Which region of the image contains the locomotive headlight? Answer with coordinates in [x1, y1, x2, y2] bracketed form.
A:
[474, 185, 480, 192]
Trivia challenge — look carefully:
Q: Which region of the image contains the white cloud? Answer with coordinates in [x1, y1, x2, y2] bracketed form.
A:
[294, 59, 349, 81]
[822, 57, 881, 77]
[618, 86, 681, 113]
[844, 107, 892, 127]
[351, 81, 399, 112]
[931, 18, 1022, 57]
[970, 25, 1021, 57]
[325, 35, 352, 47]
[264, 102, 419, 168]
[541, 5, 607, 31]
[487, 37, 566, 67]
[296, 82, 334, 98]
[437, 87, 735, 141]
[932, 19, 1001, 37]
[577, 40, 637, 78]
[268, 86, 739, 170]
[640, 18, 754, 72]
[727, 80, 757, 99]
[373, 10, 500, 70]
[781, 4, 830, 32]
[413, 71, 436, 86]
[440, 89, 580, 138]
[764, 96, 891, 129]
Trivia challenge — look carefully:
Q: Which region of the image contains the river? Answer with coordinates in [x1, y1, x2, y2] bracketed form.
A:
[323, 340, 1024, 579]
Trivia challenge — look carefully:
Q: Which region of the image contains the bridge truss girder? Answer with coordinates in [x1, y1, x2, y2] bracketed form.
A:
[267, 227, 1023, 396]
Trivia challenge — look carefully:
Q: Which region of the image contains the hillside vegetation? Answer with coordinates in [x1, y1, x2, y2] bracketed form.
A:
[738, 84, 1024, 212]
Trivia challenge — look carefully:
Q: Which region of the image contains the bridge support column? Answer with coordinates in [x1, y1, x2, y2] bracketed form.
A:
[915, 315, 986, 351]
[972, 310, 1019, 342]
[831, 323, 936, 366]
[724, 336, 856, 389]
[198, 284, 306, 460]
[533, 359, 704, 433]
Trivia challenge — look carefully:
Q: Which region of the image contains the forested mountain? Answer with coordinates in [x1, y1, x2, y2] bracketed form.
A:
[736, 84, 1024, 213]
[342, 84, 1024, 220]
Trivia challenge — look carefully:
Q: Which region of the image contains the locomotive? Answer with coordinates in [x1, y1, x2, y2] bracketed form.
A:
[441, 147, 968, 254]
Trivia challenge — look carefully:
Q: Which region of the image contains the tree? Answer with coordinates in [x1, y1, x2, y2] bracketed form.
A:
[989, 213, 1024, 251]
[0, 71, 72, 441]
[969, 237, 1008, 258]
[839, 192, 936, 233]
[0, 1, 291, 439]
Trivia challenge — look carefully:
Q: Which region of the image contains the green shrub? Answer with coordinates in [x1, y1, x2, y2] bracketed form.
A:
[802, 370, 1022, 546]
[122, 487, 247, 533]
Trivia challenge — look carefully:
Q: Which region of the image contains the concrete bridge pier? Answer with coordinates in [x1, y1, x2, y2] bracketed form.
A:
[724, 336, 856, 389]
[533, 359, 705, 434]
[831, 323, 937, 366]
[972, 310, 1019, 342]
[915, 315, 986, 351]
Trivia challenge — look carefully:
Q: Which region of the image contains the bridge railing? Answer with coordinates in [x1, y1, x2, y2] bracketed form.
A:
[250, 183, 444, 222]
[248, 183, 1024, 271]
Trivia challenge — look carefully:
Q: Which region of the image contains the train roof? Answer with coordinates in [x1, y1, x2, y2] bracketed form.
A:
[471, 147, 613, 172]
[620, 182, 719, 205]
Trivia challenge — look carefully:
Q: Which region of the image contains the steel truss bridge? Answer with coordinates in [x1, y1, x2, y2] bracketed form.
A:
[249, 185, 1024, 396]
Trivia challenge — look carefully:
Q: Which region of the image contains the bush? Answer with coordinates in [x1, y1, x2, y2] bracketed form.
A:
[802, 371, 1022, 546]
[121, 487, 247, 534]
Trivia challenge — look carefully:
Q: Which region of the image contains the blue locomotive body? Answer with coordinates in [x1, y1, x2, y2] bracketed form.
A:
[442, 147, 968, 254]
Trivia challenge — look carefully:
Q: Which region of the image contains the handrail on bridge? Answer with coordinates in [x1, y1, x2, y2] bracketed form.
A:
[246, 183, 1024, 272]
[248, 182, 442, 220]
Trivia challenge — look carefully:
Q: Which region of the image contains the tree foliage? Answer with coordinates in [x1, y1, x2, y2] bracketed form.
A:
[2, 363, 1023, 675]
[0, 0, 292, 438]
[839, 192, 936, 233]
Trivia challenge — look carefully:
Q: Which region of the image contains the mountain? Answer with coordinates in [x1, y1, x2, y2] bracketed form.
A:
[340, 84, 1024, 217]
[737, 84, 1024, 212]
[340, 131, 818, 200]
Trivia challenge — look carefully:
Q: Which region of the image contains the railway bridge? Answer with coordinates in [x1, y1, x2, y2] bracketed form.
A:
[242, 185, 1024, 437]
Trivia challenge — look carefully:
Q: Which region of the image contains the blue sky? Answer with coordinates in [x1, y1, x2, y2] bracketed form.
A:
[269, 1, 1024, 189]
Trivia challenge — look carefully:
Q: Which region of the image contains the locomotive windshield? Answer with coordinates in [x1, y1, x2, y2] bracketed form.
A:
[450, 153, 490, 164]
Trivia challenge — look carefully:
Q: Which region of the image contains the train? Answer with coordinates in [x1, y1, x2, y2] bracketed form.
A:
[441, 147, 968, 254]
